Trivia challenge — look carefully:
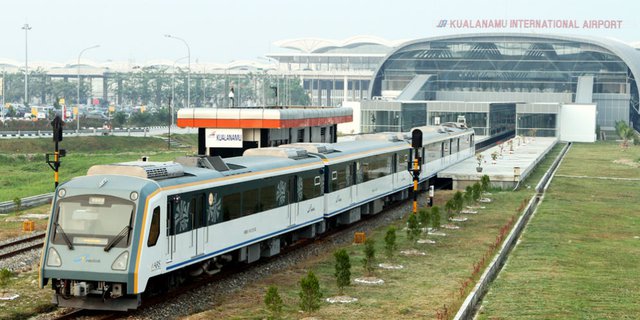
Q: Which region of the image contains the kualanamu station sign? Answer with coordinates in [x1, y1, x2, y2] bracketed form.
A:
[436, 19, 623, 29]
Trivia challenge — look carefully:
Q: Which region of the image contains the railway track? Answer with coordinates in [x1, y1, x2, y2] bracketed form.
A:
[0, 233, 45, 260]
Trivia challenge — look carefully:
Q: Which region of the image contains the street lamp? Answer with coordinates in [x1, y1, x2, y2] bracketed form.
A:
[165, 34, 191, 108]
[22, 23, 31, 106]
[76, 44, 100, 134]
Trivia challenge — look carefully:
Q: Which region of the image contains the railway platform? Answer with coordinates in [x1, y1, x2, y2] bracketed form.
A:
[439, 136, 558, 189]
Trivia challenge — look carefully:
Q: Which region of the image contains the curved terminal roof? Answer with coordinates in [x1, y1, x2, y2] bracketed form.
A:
[370, 33, 640, 99]
[273, 35, 406, 54]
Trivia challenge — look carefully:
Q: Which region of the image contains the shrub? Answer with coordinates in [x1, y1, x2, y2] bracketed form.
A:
[0, 268, 13, 286]
[431, 206, 441, 230]
[406, 214, 420, 244]
[264, 285, 283, 319]
[472, 183, 482, 202]
[464, 185, 474, 205]
[481, 175, 491, 192]
[13, 197, 22, 213]
[299, 271, 321, 312]
[418, 208, 431, 232]
[362, 239, 376, 276]
[453, 191, 464, 213]
[334, 249, 351, 293]
[384, 226, 397, 260]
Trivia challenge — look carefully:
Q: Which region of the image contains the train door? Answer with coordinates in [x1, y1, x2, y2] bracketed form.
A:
[166, 197, 177, 263]
[353, 161, 360, 202]
[392, 153, 398, 189]
[192, 194, 205, 257]
[289, 176, 298, 226]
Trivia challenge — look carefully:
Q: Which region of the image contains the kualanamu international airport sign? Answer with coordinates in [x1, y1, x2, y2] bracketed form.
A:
[436, 19, 623, 29]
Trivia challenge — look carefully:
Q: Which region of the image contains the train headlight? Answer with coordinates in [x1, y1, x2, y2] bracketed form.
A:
[46, 248, 62, 267]
[130, 192, 139, 201]
[111, 251, 129, 271]
[57, 188, 66, 198]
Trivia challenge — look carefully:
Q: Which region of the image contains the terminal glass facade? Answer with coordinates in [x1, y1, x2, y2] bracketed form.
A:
[370, 35, 640, 131]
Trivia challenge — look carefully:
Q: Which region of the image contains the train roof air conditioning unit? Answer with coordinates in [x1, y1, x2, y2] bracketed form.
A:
[88, 161, 185, 180]
[243, 147, 308, 159]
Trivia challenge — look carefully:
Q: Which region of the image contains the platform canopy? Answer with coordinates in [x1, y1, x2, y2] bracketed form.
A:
[177, 107, 353, 129]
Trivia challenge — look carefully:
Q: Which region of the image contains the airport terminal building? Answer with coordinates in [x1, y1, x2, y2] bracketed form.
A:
[361, 33, 640, 138]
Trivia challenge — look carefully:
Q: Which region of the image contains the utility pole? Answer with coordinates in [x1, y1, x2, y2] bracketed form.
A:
[22, 23, 31, 106]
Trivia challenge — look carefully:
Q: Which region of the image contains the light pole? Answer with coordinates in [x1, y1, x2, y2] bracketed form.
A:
[76, 45, 100, 134]
[165, 34, 191, 108]
[22, 23, 31, 106]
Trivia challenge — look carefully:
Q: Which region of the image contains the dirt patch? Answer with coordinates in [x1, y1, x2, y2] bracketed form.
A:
[400, 249, 427, 256]
[354, 277, 384, 285]
[378, 263, 404, 270]
[613, 158, 640, 168]
[326, 296, 358, 303]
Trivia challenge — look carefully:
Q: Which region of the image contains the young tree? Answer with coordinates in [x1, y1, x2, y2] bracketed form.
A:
[481, 175, 491, 193]
[334, 249, 351, 294]
[444, 200, 455, 220]
[452, 191, 464, 213]
[264, 285, 283, 319]
[472, 183, 482, 202]
[384, 226, 397, 260]
[406, 214, 421, 244]
[362, 239, 376, 276]
[431, 206, 441, 230]
[299, 271, 322, 312]
[464, 185, 474, 205]
[13, 197, 21, 213]
[418, 208, 431, 233]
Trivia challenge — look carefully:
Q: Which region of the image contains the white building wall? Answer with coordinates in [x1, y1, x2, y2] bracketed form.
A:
[559, 104, 596, 142]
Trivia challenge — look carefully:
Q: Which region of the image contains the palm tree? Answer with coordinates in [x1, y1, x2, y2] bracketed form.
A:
[615, 120, 637, 149]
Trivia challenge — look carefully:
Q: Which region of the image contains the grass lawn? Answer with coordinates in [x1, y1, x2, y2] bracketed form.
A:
[0, 135, 196, 202]
[478, 142, 640, 319]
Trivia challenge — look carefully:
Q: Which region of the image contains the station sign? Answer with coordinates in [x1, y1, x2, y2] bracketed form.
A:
[206, 128, 243, 148]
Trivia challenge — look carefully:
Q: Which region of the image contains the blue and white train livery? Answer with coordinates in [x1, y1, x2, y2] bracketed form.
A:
[39, 125, 474, 310]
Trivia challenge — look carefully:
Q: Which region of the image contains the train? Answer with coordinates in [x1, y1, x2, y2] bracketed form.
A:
[39, 124, 474, 311]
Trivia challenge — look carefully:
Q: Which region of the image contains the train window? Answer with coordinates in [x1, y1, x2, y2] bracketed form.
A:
[206, 192, 222, 226]
[222, 192, 242, 221]
[330, 164, 351, 192]
[193, 194, 205, 228]
[261, 184, 277, 211]
[242, 189, 260, 216]
[147, 207, 160, 247]
[173, 199, 192, 234]
[301, 174, 323, 200]
[362, 154, 392, 182]
[397, 152, 409, 172]
[426, 143, 441, 161]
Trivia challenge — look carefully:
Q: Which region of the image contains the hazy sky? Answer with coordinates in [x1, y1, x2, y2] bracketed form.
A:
[2, 0, 638, 64]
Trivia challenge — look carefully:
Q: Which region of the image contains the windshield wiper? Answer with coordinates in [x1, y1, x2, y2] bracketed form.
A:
[55, 222, 74, 250]
[104, 225, 132, 252]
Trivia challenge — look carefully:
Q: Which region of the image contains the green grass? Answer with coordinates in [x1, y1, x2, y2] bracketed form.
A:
[478, 142, 640, 319]
[0, 135, 197, 201]
[0, 270, 55, 320]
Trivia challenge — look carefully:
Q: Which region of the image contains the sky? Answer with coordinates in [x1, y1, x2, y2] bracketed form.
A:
[1, 0, 638, 65]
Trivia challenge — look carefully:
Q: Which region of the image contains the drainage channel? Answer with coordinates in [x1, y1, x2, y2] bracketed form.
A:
[454, 142, 572, 320]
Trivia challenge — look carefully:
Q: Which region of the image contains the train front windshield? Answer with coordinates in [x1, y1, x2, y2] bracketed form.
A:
[53, 195, 135, 249]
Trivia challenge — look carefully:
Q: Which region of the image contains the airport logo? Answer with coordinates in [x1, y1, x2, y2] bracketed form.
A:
[436, 19, 623, 29]
[73, 254, 101, 264]
[205, 128, 243, 148]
